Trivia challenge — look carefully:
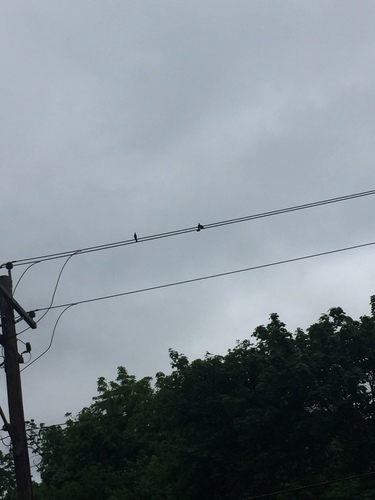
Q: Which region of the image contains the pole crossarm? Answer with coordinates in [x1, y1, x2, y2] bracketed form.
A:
[0, 405, 9, 428]
[0, 283, 36, 329]
[0, 404, 14, 441]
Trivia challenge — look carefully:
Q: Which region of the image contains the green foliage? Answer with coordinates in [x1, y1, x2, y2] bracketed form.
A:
[0, 449, 15, 499]
[6, 298, 375, 498]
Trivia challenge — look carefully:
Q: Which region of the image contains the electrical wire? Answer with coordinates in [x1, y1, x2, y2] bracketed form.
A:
[32, 239, 375, 314]
[13, 261, 41, 294]
[16, 252, 80, 336]
[16, 238, 375, 371]
[21, 305, 74, 372]
[2, 188, 375, 268]
[241, 470, 375, 499]
[9, 237, 374, 371]
[35, 252, 80, 323]
[0, 431, 11, 449]
[11, 189, 374, 353]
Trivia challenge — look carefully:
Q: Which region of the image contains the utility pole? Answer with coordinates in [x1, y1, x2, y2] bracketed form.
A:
[0, 268, 36, 500]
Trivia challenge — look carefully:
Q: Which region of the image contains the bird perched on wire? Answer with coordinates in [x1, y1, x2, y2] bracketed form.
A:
[134, 232, 138, 242]
[197, 223, 204, 232]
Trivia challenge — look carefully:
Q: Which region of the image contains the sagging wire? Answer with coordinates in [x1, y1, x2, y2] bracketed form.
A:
[13, 261, 41, 294]
[0, 406, 11, 449]
[17, 251, 81, 336]
[0, 430, 11, 449]
[21, 304, 75, 372]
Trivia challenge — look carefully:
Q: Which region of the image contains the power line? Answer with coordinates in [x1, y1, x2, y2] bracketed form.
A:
[13, 262, 41, 294]
[32, 239, 375, 314]
[3, 188, 375, 269]
[16, 253, 79, 336]
[17, 239, 375, 372]
[242, 470, 375, 499]
[21, 305, 74, 372]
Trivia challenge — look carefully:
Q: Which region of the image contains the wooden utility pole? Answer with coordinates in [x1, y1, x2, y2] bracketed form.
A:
[0, 271, 36, 500]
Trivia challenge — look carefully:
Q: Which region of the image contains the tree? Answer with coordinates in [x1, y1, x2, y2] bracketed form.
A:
[34, 367, 155, 499]
[0, 448, 15, 499]
[16, 297, 375, 498]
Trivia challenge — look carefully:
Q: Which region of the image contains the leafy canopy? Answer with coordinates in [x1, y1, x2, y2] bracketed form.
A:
[3, 297, 375, 499]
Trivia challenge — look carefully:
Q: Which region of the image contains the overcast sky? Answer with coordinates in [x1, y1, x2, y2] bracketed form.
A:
[1, 1, 375, 443]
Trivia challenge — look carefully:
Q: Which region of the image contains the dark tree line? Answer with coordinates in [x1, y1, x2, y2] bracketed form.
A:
[2, 298, 375, 499]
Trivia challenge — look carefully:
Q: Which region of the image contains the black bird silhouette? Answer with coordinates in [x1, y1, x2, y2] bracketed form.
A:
[134, 232, 138, 242]
[197, 223, 204, 232]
